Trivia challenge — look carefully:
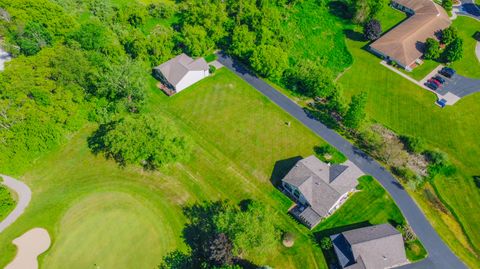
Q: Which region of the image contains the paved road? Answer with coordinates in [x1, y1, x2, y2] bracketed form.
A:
[216, 53, 468, 269]
[0, 175, 31, 233]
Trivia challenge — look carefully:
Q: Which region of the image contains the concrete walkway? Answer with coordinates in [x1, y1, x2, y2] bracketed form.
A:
[216, 52, 467, 269]
[0, 175, 32, 233]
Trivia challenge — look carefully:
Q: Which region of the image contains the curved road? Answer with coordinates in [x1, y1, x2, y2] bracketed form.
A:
[456, 0, 480, 20]
[216, 53, 467, 269]
[0, 175, 31, 233]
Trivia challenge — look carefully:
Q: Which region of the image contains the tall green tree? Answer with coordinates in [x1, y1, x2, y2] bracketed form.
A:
[442, 0, 453, 11]
[181, 24, 214, 56]
[215, 201, 280, 257]
[285, 60, 336, 98]
[229, 24, 257, 59]
[424, 38, 441, 60]
[444, 37, 463, 62]
[88, 114, 192, 169]
[249, 44, 288, 79]
[343, 92, 368, 129]
[442, 26, 458, 45]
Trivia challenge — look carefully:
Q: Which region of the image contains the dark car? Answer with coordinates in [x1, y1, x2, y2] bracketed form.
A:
[428, 78, 442, 87]
[425, 81, 438, 90]
[440, 67, 456, 78]
[434, 75, 446, 84]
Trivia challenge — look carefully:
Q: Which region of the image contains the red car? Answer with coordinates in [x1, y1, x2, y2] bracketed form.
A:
[428, 78, 441, 87]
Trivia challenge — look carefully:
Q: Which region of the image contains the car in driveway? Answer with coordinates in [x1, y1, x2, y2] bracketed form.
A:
[429, 78, 442, 87]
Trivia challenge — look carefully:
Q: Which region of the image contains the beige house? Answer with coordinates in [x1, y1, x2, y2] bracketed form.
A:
[153, 53, 209, 94]
[370, 0, 451, 71]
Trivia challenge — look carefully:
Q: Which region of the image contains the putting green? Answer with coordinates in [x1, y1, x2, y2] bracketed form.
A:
[42, 192, 172, 269]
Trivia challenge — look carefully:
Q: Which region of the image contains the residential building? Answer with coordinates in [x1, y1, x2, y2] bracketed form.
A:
[330, 223, 409, 269]
[370, 0, 451, 71]
[281, 155, 363, 229]
[153, 53, 209, 94]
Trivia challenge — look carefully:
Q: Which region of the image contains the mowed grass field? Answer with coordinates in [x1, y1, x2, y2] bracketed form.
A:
[338, 7, 480, 268]
[0, 68, 415, 268]
[450, 16, 480, 78]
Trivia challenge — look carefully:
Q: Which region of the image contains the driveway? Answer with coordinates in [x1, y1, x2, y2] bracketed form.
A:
[439, 73, 480, 97]
[216, 52, 467, 269]
[0, 175, 32, 233]
[455, 0, 480, 20]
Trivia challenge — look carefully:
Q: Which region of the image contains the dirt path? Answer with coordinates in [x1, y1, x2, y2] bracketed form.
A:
[5, 228, 51, 269]
[0, 175, 32, 233]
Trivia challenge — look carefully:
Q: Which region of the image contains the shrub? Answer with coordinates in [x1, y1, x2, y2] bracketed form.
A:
[399, 135, 425, 154]
[363, 19, 382, 41]
[320, 237, 333, 250]
[442, 0, 453, 12]
[424, 38, 441, 60]
[209, 64, 217, 74]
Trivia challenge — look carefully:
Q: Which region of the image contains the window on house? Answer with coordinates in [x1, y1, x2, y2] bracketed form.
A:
[293, 189, 300, 198]
[284, 183, 292, 192]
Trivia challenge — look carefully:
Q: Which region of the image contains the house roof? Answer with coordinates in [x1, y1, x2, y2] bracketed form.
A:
[370, 0, 451, 67]
[154, 53, 208, 87]
[331, 224, 408, 269]
[282, 156, 363, 216]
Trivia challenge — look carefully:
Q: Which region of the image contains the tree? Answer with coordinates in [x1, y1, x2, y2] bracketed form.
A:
[147, 25, 176, 64]
[229, 24, 257, 59]
[424, 38, 441, 60]
[399, 135, 425, 154]
[70, 20, 122, 57]
[181, 24, 214, 57]
[215, 201, 280, 256]
[285, 60, 336, 98]
[88, 114, 192, 169]
[249, 44, 288, 79]
[444, 37, 463, 62]
[363, 19, 382, 41]
[442, 26, 458, 45]
[16, 22, 53, 55]
[442, 0, 453, 11]
[343, 92, 368, 129]
[207, 233, 234, 266]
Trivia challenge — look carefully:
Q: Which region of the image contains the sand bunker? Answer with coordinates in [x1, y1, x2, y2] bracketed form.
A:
[5, 228, 51, 269]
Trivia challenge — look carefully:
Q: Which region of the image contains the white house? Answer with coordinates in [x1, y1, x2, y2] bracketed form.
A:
[282, 155, 364, 229]
[153, 53, 209, 95]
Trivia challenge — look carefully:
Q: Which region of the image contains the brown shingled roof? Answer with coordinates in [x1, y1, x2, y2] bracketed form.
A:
[370, 0, 451, 68]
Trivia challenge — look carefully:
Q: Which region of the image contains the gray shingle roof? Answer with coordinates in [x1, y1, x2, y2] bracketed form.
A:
[154, 53, 208, 87]
[331, 224, 408, 269]
[282, 156, 363, 216]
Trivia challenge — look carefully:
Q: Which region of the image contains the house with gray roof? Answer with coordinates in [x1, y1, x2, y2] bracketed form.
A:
[281, 155, 363, 228]
[153, 53, 209, 94]
[330, 223, 409, 269]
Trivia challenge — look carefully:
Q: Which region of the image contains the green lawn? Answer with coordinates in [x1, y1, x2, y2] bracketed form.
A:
[401, 59, 440, 81]
[0, 68, 420, 268]
[338, 7, 480, 268]
[280, 0, 353, 74]
[450, 16, 480, 78]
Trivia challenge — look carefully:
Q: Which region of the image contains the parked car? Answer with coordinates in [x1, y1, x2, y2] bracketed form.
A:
[434, 75, 446, 84]
[425, 81, 438, 90]
[428, 78, 442, 87]
[440, 67, 456, 78]
[436, 98, 447, 108]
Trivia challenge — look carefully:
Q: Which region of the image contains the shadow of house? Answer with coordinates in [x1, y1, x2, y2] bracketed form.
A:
[343, 29, 366, 42]
[270, 156, 303, 187]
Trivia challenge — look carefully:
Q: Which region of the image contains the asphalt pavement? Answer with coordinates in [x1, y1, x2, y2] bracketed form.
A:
[216, 52, 468, 269]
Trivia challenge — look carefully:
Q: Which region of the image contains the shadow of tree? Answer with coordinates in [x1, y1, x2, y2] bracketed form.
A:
[269, 156, 303, 187]
[344, 29, 366, 42]
[327, 1, 354, 20]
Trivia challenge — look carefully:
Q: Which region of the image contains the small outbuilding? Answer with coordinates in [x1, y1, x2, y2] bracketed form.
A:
[153, 53, 209, 95]
[330, 223, 409, 269]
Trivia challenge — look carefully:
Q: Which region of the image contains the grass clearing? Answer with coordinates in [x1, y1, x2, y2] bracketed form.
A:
[338, 7, 480, 268]
[280, 0, 353, 74]
[0, 68, 420, 268]
[450, 16, 480, 78]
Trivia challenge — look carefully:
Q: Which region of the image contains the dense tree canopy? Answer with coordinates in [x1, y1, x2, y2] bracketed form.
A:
[343, 92, 368, 129]
[250, 44, 289, 79]
[88, 114, 192, 169]
[444, 37, 463, 62]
